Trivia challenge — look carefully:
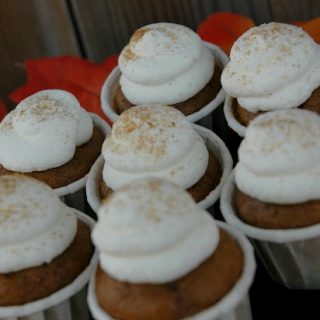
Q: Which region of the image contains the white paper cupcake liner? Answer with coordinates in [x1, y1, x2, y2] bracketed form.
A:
[195, 125, 233, 210]
[223, 95, 246, 137]
[87, 221, 256, 320]
[0, 209, 98, 319]
[7, 289, 89, 320]
[221, 170, 320, 289]
[100, 42, 229, 125]
[86, 125, 233, 215]
[55, 113, 111, 198]
[85, 155, 104, 215]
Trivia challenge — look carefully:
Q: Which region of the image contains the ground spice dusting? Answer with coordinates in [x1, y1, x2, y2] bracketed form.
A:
[1, 176, 17, 195]
[257, 116, 316, 153]
[25, 96, 75, 122]
[123, 108, 173, 155]
[242, 23, 303, 54]
[122, 25, 178, 62]
[122, 27, 151, 61]
[0, 207, 15, 223]
[157, 27, 177, 42]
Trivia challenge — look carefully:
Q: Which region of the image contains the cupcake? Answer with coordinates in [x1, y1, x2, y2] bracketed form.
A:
[0, 174, 96, 318]
[221, 109, 320, 289]
[101, 22, 228, 123]
[86, 105, 232, 213]
[221, 22, 320, 136]
[0, 89, 107, 196]
[88, 178, 256, 320]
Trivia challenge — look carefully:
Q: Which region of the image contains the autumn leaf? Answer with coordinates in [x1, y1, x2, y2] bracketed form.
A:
[197, 12, 254, 55]
[198, 12, 320, 56]
[292, 17, 320, 43]
[10, 55, 118, 125]
[0, 99, 7, 121]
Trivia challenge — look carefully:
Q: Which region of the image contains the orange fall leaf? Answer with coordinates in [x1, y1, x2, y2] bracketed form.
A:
[197, 12, 255, 55]
[197, 12, 320, 55]
[291, 17, 320, 43]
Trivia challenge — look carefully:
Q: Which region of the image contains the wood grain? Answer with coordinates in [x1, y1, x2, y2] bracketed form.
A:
[70, 0, 217, 61]
[0, 0, 80, 108]
[270, 0, 320, 21]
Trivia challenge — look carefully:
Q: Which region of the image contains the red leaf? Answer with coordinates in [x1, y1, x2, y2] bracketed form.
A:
[10, 55, 118, 125]
[0, 99, 7, 121]
[197, 12, 255, 55]
[292, 18, 320, 44]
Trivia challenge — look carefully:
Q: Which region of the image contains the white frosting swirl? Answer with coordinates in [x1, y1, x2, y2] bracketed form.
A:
[92, 178, 219, 284]
[102, 105, 209, 190]
[221, 23, 320, 112]
[0, 89, 93, 172]
[0, 175, 77, 273]
[235, 109, 320, 204]
[119, 22, 214, 105]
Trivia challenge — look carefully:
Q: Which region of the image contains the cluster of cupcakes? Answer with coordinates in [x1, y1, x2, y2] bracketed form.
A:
[1, 20, 320, 320]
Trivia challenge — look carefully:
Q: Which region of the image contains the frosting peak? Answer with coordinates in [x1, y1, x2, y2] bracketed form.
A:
[0, 90, 93, 172]
[92, 178, 219, 283]
[222, 23, 320, 112]
[102, 105, 209, 190]
[235, 109, 320, 204]
[119, 23, 214, 105]
[0, 175, 77, 273]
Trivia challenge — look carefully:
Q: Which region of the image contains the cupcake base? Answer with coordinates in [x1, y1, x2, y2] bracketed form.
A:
[0, 127, 105, 189]
[114, 65, 222, 116]
[0, 210, 98, 318]
[101, 42, 229, 126]
[234, 187, 320, 229]
[99, 150, 222, 203]
[228, 86, 320, 128]
[57, 113, 111, 212]
[0, 113, 110, 201]
[86, 125, 233, 214]
[231, 100, 264, 127]
[0, 221, 93, 306]
[221, 171, 320, 289]
[88, 221, 256, 320]
[95, 228, 243, 320]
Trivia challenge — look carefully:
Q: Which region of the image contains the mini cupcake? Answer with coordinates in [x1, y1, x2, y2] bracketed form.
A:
[101, 22, 228, 123]
[0, 175, 96, 318]
[86, 105, 232, 212]
[221, 109, 320, 289]
[88, 178, 255, 320]
[222, 22, 320, 136]
[0, 89, 108, 196]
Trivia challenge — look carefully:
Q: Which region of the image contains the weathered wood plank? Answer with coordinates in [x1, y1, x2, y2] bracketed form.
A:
[270, 0, 320, 22]
[71, 0, 216, 61]
[71, 0, 277, 62]
[248, 0, 273, 24]
[0, 0, 80, 106]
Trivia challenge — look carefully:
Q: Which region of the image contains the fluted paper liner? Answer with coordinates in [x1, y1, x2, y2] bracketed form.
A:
[223, 95, 246, 137]
[100, 42, 229, 125]
[87, 221, 256, 320]
[86, 125, 233, 214]
[0, 210, 98, 319]
[221, 171, 320, 289]
[55, 113, 111, 197]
